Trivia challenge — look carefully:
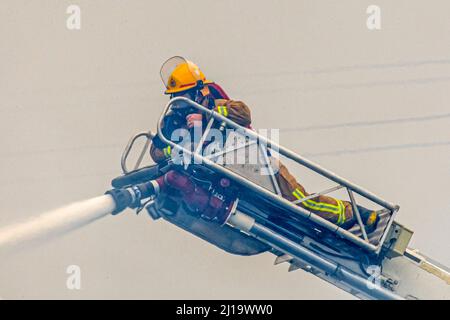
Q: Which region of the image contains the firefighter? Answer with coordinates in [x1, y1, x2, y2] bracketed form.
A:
[150, 56, 380, 233]
[150, 56, 251, 163]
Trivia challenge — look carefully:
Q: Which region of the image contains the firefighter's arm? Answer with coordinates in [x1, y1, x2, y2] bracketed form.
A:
[213, 99, 252, 127]
[150, 136, 172, 164]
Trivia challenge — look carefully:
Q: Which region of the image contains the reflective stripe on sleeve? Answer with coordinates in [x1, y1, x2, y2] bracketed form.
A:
[163, 146, 171, 158]
[217, 106, 228, 117]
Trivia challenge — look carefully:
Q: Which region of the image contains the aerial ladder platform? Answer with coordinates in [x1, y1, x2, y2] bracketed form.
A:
[110, 97, 450, 300]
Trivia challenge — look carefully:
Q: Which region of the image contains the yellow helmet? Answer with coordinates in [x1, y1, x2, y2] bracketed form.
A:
[160, 56, 212, 94]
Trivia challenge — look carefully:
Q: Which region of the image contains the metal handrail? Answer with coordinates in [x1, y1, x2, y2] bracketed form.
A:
[155, 97, 401, 252]
[121, 131, 154, 174]
[163, 98, 398, 210]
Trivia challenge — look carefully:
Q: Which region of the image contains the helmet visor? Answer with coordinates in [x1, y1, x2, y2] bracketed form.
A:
[160, 56, 189, 90]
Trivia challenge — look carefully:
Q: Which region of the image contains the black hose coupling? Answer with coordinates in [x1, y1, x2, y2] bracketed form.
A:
[105, 188, 134, 215]
[105, 180, 158, 215]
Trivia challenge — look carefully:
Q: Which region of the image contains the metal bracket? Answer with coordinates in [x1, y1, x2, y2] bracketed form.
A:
[121, 130, 154, 174]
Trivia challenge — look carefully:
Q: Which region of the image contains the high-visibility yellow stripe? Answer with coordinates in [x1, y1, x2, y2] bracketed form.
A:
[292, 187, 347, 225]
[336, 200, 346, 225]
[217, 106, 228, 117]
[292, 189, 338, 213]
[292, 188, 346, 225]
[335, 199, 342, 225]
[163, 146, 171, 158]
[292, 188, 341, 214]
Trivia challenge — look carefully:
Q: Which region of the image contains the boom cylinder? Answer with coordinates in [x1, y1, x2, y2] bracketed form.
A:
[227, 211, 403, 300]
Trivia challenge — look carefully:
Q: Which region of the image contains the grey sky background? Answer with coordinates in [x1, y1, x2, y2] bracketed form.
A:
[0, 0, 449, 299]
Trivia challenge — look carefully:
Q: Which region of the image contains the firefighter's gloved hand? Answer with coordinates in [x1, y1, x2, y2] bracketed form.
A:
[186, 113, 202, 128]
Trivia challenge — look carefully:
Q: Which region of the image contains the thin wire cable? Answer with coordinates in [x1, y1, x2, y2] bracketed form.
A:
[281, 112, 450, 133]
[303, 141, 450, 158]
